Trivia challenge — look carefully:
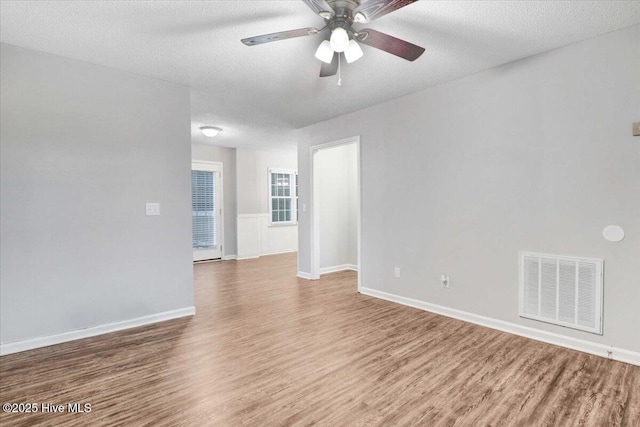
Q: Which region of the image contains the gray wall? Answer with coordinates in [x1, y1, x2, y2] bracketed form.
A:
[236, 148, 298, 215]
[316, 143, 358, 269]
[191, 144, 237, 257]
[1, 44, 193, 344]
[297, 25, 640, 352]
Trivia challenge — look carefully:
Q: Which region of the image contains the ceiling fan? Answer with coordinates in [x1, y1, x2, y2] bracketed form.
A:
[241, 0, 425, 82]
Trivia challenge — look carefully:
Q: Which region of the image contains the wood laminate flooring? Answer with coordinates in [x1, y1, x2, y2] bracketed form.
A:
[1, 253, 638, 426]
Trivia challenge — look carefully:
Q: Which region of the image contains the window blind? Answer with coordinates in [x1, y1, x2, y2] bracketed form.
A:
[192, 170, 217, 249]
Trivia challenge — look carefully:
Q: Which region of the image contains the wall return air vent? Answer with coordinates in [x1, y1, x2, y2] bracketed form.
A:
[519, 252, 603, 334]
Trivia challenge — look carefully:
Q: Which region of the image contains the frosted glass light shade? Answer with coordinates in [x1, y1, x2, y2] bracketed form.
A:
[200, 126, 221, 137]
[330, 27, 349, 52]
[344, 40, 363, 63]
[353, 12, 366, 23]
[315, 40, 334, 64]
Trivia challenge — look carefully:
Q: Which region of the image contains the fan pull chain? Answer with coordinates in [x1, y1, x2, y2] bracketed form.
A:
[337, 53, 342, 86]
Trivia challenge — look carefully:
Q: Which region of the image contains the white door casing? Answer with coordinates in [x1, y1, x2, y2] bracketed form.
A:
[192, 161, 223, 261]
[308, 136, 361, 291]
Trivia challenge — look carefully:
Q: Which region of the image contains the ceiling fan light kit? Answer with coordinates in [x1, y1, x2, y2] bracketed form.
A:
[241, 0, 425, 84]
[315, 40, 335, 63]
[344, 39, 364, 63]
[353, 11, 366, 23]
[329, 27, 350, 52]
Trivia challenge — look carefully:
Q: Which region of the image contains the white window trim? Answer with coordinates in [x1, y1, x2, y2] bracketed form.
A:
[268, 168, 298, 226]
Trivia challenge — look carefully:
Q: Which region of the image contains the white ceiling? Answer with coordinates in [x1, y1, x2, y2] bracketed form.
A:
[2, 1, 640, 150]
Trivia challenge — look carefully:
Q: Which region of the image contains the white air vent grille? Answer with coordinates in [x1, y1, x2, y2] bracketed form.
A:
[519, 252, 603, 334]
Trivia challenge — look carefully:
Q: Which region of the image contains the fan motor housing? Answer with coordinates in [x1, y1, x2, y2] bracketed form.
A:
[327, 1, 358, 33]
[329, 1, 358, 20]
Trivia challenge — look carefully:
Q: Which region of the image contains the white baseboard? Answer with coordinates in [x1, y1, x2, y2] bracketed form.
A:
[360, 287, 640, 367]
[261, 250, 297, 257]
[222, 255, 238, 261]
[236, 251, 296, 260]
[0, 306, 196, 356]
[320, 264, 359, 275]
[297, 271, 312, 280]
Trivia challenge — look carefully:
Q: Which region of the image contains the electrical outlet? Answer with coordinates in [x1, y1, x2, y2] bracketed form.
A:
[145, 202, 160, 216]
[394, 267, 400, 278]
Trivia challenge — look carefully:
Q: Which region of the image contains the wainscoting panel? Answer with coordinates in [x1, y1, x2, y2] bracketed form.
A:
[237, 214, 262, 259]
[237, 214, 297, 259]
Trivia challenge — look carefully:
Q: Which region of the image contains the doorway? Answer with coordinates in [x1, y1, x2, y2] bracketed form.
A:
[192, 161, 223, 261]
[310, 136, 361, 291]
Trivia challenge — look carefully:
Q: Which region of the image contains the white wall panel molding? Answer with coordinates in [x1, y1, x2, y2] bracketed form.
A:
[237, 214, 297, 259]
[237, 215, 263, 259]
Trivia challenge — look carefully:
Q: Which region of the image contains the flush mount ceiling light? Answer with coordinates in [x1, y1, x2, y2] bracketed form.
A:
[200, 126, 222, 138]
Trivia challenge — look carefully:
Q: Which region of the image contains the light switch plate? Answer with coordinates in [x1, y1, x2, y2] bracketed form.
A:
[633, 122, 640, 137]
[146, 202, 160, 216]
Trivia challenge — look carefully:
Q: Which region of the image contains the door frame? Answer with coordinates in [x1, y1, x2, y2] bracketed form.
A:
[309, 135, 361, 292]
[191, 161, 224, 261]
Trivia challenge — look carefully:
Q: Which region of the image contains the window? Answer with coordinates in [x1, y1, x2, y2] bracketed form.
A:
[269, 169, 297, 225]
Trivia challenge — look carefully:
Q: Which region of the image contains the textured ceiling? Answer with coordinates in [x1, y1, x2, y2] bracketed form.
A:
[2, 1, 640, 150]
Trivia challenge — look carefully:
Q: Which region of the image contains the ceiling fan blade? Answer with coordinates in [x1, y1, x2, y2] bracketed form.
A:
[356, 28, 425, 61]
[353, 0, 417, 23]
[241, 27, 319, 46]
[300, 0, 335, 19]
[319, 53, 338, 77]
